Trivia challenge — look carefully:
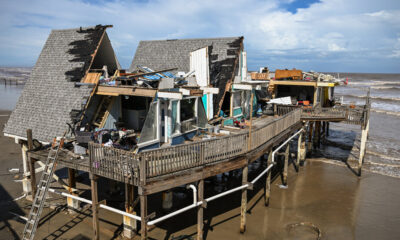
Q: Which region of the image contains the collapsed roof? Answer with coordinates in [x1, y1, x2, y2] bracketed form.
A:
[130, 37, 244, 114]
[4, 25, 119, 142]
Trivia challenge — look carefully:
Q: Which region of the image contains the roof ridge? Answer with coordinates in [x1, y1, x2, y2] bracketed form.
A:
[51, 24, 112, 32]
[139, 36, 243, 42]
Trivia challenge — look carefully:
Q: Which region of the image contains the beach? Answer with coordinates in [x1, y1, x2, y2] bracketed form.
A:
[1, 69, 400, 239]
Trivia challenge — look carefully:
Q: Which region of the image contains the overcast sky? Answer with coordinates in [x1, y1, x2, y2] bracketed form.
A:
[0, 0, 399, 73]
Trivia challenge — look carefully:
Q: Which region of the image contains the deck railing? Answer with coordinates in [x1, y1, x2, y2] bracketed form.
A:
[89, 144, 140, 184]
[275, 104, 367, 125]
[89, 109, 302, 180]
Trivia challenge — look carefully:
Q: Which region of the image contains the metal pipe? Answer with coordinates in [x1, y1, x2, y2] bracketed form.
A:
[47, 188, 141, 221]
[272, 128, 304, 164]
[205, 184, 248, 203]
[250, 163, 274, 185]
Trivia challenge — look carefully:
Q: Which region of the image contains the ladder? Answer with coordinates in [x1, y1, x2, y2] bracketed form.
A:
[22, 137, 65, 240]
[91, 96, 115, 128]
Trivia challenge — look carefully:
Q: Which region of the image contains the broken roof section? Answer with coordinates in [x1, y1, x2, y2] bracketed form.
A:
[4, 25, 119, 142]
[130, 37, 244, 114]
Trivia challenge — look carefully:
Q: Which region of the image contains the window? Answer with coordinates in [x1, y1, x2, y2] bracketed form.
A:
[180, 98, 196, 132]
[138, 101, 158, 144]
[170, 100, 180, 135]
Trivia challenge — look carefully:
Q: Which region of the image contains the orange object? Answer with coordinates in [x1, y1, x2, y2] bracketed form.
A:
[275, 69, 303, 80]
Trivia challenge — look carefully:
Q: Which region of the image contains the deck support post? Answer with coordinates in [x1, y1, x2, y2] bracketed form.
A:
[90, 173, 100, 240]
[162, 191, 173, 211]
[296, 132, 302, 168]
[314, 121, 321, 148]
[322, 121, 326, 143]
[240, 165, 248, 233]
[21, 144, 31, 194]
[140, 193, 148, 240]
[358, 120, 369, 176]
[67, 168, 79, 213]
[308, 122, 313, 153]
[27, 129, 36, 198]
[197, 179, 204, 240]
[265, 151, 272, 206]
[326, 122, 330, 136]
[124, 183, 137, 239]
[300, 131, 306, 164]
[283, 144, 289, 186]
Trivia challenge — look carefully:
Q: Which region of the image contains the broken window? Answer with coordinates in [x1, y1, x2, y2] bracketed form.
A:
[138, 101, 158, 144]
[180, 98, 196, 132]
[197, 98, 208, 128]
[170, 100, 180, 135]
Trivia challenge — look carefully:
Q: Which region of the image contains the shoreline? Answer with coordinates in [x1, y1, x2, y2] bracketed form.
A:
[1, 112, 400, 239]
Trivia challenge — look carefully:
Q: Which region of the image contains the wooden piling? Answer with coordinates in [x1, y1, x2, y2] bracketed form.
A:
[197, 179, 204, 240]
[68, 168, 76, 190]
[326, 122, 330, 136]
[265, 151, 272, 206]
[314, 121, 321, 148]
[124, 183, 136, 239]
[67, 168, 78, 212]
[140, 194, 148, 240]
[358, 120, 369, 176]
[240, 165, 248, 233]
[90, 173, 100, 240]
[283, 144, 289, 185]
[27, 129, 36, 198]
[296, 132, 302, 168]
[308, 122, 314, 153]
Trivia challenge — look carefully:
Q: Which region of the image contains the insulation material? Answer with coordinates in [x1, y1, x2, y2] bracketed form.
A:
[190, 46, 210, 87]
[269, 96, 292, 105]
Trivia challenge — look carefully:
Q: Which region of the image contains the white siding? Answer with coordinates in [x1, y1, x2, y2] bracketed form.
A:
[190, 47, 210, 87]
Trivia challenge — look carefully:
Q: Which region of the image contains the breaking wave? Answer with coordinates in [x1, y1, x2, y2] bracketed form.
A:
[371, 109, 400, 117]
[338, 94, 400, 102]
[371, 86, 400, 90]
[348, 81, 400, 86]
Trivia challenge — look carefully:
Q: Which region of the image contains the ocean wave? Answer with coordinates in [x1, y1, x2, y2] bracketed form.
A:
[348, 81, 400, 86]
[338, 94, 400, 102]
[371, 109, 400, 117]
[371, 86, 400, 90]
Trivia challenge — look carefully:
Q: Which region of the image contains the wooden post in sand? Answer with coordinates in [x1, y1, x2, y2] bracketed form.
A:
[124, 183, 137, 239]
[308, 122, 314, 153]
[27, 129, 37, 198]
[197, 179, 204, 240]
[283, 144, 290, 186]
[265, 151, 272, 206]
[297, 132, 302, 168]
[90, 173, 100, 240]
[67, 168, 79, 212]
[358, 120, 369, 176]
[240, 165, 248, 233]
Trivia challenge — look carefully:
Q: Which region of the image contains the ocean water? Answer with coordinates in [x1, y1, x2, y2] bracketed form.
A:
[0, 67, 29, 111]
[318, 73, 400, 177]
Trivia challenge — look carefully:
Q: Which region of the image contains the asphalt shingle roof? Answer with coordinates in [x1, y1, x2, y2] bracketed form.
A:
[3, 26, 110, 142]
[130, 37, 243, 114]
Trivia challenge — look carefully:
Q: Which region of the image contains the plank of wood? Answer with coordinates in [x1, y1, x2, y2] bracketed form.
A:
[82, 72, 102, 84]
[270, 80, 317, 87]
[96, 86, 157, 97]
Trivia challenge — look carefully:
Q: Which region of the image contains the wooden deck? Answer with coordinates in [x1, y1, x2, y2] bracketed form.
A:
[30, 109, 302, 188]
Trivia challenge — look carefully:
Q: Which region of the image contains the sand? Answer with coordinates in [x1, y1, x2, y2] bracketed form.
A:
[1, 110, 400, 239]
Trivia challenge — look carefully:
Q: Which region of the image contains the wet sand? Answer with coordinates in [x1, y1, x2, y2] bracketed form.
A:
[1, 110, 400, 239]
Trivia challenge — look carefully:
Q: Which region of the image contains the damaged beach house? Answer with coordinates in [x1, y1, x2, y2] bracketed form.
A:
[2, 24, 371, 240]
